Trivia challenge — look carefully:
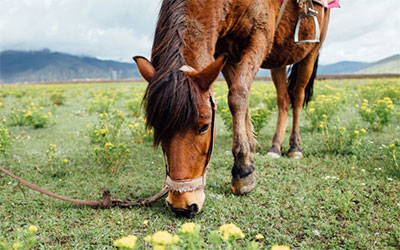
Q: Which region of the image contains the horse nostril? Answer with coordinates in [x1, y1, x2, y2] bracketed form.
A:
[188, 203, 199, 213]
[166, 202, 199, 218]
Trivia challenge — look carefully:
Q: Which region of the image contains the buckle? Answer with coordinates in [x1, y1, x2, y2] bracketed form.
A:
[294, 8, 320, 44]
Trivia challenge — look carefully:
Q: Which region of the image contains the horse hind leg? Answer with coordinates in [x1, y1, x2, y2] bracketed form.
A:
[288, 54, 319, 159]
[267, 67, 290, 158]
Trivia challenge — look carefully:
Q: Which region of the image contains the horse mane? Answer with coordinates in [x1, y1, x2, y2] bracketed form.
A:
[143, 0, 200, 146]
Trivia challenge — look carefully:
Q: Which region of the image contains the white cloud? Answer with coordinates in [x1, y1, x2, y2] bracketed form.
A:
[321, 0, 400, 64]
[0, 0, 399, 64]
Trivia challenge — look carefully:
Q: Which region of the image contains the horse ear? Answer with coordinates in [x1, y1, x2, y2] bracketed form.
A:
[192, 55, 228, 90]
[133, 56, 156, 83]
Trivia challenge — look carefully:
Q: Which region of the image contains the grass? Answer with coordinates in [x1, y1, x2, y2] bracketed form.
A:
[0, 79, 399, 249]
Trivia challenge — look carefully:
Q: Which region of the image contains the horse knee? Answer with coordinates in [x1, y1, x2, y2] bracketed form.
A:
[228, 89, 249, 115]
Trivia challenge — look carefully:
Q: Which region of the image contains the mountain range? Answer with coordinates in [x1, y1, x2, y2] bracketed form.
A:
[0, 49, 138, 84]
[0, 49, 399, 84]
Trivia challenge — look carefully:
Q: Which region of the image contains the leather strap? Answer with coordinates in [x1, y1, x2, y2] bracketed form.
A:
[275, 0, 290, 32]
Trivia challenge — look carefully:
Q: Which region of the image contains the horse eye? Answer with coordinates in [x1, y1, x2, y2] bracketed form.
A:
[199, 124, 210, 134]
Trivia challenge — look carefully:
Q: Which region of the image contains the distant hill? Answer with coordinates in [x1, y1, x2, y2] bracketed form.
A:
[0, 49, 140, 84]
[356, 54, 400, 74]
[1, 50, 399, 84]
[317, 61, 370, 75]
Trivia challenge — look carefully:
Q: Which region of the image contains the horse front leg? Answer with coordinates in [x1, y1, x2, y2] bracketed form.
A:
[289, 54, 319, 158]
[267, 67, 290, 158]
[222, 34, 269, 195]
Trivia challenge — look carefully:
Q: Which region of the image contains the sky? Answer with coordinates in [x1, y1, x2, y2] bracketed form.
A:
[0, 0, 399, 65]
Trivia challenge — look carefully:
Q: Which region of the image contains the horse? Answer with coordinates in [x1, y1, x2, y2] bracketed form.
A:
[134, 0, 332, 217]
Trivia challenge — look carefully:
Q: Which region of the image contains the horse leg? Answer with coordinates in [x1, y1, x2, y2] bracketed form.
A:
[222, 34, 269, 195]
[267, 67, 290, 158]
[288, 54, 319, 158]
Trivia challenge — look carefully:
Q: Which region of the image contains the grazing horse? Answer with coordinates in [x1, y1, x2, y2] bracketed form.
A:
[134, 0, 333, 217]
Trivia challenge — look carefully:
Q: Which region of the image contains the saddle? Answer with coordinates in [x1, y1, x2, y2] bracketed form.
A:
[277, 0, 340, 44]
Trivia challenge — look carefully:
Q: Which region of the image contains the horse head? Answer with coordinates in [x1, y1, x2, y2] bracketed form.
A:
[134, 56, 226, 217]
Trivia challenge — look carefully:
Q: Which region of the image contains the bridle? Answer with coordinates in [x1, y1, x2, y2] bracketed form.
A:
[162, 94, 216, 194]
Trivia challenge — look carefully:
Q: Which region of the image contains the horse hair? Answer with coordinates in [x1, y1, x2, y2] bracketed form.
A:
[143, 0, 200, 146]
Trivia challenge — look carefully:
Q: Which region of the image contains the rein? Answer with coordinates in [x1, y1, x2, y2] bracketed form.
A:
[0, 68, 217, 208]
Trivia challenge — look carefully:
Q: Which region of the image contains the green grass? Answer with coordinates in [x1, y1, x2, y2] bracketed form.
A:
[0, 80, 399, 249]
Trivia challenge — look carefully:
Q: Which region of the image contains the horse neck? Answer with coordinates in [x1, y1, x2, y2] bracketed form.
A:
[151, 0, 224, 73]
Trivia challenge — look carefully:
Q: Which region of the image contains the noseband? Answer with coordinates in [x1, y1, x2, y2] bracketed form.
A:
[162, 93, 216, 194]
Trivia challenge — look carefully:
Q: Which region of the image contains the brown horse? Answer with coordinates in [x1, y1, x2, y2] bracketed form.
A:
[134, 0, 331, 217]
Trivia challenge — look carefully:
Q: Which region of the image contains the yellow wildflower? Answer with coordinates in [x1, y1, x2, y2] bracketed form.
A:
[28, 225, 38, 233]
[181, 222, 197, 233]
[99, 128, 108, 134]
[143, 220, 149, 226]
[63, 159, 69, 164]
[255, 234, 264, 240]
[361, 129, 367, 134]
[322, 114, 327, 118]
[271, 245, 290, 250]
[308, 108, 315, 113]
[387, 105, 395, 110]
[151, 231, 178, 245]
[366, 108, 371, 113]
[105, 142, 114, 149]
[354, 130, 360, 135]
[219, 223, 245, 241]
[2, 118, 6, 123]
[49, 144, 56, 148]
[390, 144, 395, 148]
[12, 242, 21, 249]
[355, 104, 359, 108]
[113, 235, 137, 249]
[154, 245, 165, 250]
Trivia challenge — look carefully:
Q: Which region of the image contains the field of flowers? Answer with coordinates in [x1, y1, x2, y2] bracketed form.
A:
[0, 79, 399, 249]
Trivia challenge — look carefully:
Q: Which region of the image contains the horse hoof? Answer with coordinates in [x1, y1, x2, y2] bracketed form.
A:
[231, 171, 257, 195]
[288, 151, 303, 159]
[267, 152, 281, 158]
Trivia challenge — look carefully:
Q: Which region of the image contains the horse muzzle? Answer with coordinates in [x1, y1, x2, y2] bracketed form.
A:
[166, 189, 205, 217]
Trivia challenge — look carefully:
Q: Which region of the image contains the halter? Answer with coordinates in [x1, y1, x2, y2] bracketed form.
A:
[162, 93, 216, 194]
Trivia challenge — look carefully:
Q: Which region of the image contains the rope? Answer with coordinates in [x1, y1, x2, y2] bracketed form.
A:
[0, 166, 168, 208]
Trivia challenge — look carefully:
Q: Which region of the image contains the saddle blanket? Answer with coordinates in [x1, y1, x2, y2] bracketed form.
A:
[281, 0, 340, 8]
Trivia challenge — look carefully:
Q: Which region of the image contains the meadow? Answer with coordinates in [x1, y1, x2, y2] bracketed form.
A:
[0, 78, 399, 249]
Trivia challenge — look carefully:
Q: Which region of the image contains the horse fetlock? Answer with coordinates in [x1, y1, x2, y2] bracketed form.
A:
[289, 134, 301, 146]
